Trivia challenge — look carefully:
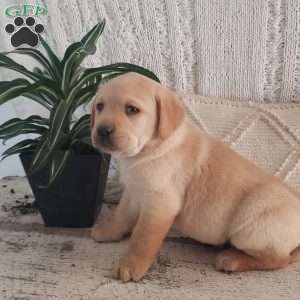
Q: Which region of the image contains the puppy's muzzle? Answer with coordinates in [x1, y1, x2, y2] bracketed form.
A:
[97, 124, 115, 146]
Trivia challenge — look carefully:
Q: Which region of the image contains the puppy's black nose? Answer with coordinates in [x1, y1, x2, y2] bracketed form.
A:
[97, 125, 115, 139]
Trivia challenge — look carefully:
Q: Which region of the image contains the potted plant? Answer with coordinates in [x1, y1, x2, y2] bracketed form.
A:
[0, 20, 160, 227]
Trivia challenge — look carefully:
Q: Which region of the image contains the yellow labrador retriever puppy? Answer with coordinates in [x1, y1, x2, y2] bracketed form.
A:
[90, 72, 300, 282]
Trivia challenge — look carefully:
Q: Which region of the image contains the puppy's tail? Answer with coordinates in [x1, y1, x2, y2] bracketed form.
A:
[290, 246, 300, 263]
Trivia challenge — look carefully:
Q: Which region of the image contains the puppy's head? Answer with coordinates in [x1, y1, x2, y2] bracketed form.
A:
[90, 72, 184, 157]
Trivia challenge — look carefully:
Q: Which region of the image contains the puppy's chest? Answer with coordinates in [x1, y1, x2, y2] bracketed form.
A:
[120, 160, 179, 191]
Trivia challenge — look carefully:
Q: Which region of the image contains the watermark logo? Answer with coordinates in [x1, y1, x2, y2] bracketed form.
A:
[5, 3, 48, 17]
[4, 2, 48, 47]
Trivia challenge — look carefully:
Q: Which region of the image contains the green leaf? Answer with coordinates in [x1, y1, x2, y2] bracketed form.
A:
[42, 150, 71, 188]
[40, 93, 92, 161]
[33, 67, 52, 79]
[29, 135, 52, 174]
[67, 66, 119, 104]
[0, 79, 31, 105]
[34, 103, 91, 174]
[68, 61, 159, 107]
[69, 66, 89, 90]
[43, 72, 100, 154]
[0, 115, 48, 133]
[61, 20, 105, 67]
[26, 79, 62, 102]
[0, 78, 29, 93]
[0, 116, 48, 143]
[38, 35, 62, 82]
[30, 79, 62, 102]
[0, 53, 40, 81]
[79, 136, 92, 145]
[1, 139, 38, 160]
[23, 92, 52, 110]
[73, 78, 100, 108]
[101, 71, 127, 84]
[0, 78, 54, 109]
[71, 62, 160, 99]
[61, 42, 82, 67]
[0, 78, 61, 106]
[4, 48, 57, 81]
[107, 63, 160, 82]
[81, 19, 106, 46]
[70, 114, 90, 140]
[33, 67, 44, 75]
[48, 101, 71, 145]
[29, 130, 68, 175]
[61, 20, 105, 94]
[1, 125, 47, 144]
[76, 89, 96, 107]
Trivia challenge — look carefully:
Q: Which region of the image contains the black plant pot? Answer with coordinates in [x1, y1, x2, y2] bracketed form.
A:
[20, 151, 110, 228]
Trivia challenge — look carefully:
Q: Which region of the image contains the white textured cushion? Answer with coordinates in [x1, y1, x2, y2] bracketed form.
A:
[183, 95, 300, 192]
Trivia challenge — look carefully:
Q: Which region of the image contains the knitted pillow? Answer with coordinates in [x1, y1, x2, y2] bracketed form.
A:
[182, 95, 300, 192]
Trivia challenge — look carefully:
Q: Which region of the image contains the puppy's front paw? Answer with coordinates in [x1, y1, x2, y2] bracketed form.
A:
[112, 255, 152, 282]
[91, 224, 121, 242]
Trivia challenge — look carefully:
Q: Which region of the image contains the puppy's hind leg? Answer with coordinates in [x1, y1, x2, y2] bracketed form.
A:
[91, 190, 138, 242]
[216, 219, 298, 272]
[217, 186, 300, 272]
[291, 246, 300, 263]
[215, 247, 290, 272]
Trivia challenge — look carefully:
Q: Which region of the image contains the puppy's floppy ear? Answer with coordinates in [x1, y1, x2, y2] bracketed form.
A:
[90, 101, 95, 131]
[155, 87, 185, 140]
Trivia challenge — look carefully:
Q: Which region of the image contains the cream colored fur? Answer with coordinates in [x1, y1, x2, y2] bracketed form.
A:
[90, 73, 300, 282]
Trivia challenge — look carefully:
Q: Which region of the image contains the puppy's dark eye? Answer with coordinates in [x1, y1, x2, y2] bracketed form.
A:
[126, 105, 140, 115]
[96, 103, 104, 112]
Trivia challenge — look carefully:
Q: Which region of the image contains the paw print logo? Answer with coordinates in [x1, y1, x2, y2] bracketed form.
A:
[5, 16, 44, 47]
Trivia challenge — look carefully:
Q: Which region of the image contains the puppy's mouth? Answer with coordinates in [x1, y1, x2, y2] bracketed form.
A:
[92, 132, 141, 157]
[94, 136, 118, 153]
